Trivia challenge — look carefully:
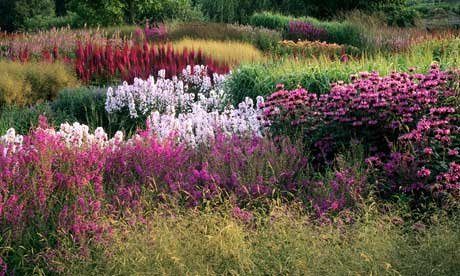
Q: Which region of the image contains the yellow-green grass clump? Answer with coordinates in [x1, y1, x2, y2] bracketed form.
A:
[0, 61, 79, 107]
[173, 38, 265, 66]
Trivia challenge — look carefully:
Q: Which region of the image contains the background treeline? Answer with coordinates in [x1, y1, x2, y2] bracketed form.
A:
[0, 0, 458, 32]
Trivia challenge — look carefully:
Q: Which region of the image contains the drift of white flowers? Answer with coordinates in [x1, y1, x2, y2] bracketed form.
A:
[105, 65, 228, 118]
[107, 65, 267, 146]
[147, 96, 265, 146]
[49, 122, 125, 148]
[1, 123, 125, 155]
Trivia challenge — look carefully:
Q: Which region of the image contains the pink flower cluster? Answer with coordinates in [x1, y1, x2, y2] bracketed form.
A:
[0, 120, 109, 246]
[261, 65, 459, 200]
[436, 163, 460, 197]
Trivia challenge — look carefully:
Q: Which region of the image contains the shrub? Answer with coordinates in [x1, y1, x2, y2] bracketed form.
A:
[0, 0, 55, 31]
[260, 65, 460, 204]
[249, 12, 290, 31]
[379, 4, 421, 27]
[195, 0, 267, 23]
[67, 0, 125, 27]
[0, 61, 78, 107]
[133, 0, 204, 23]
[22, 12, 80, 31]
[51, 87, 110, 133]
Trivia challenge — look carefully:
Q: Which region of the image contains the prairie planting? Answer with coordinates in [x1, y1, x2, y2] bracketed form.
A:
[0, 0, 459, 275]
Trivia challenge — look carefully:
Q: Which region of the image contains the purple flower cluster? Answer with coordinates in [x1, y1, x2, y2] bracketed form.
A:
[0, 120, 109, 247]
[262, 65, 459, 201]
[304, 167, 366, 218]
[144, 23, 167, 41]
[232, 206, 253, 223]
[286, 21, 328, 42]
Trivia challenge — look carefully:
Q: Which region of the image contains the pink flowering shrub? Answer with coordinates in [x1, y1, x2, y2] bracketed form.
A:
[0, 119, 109, 273]
[261, 65, 459, 202]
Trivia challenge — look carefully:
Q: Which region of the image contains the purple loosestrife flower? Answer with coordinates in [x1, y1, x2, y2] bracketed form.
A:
[232, 206, 253, 223]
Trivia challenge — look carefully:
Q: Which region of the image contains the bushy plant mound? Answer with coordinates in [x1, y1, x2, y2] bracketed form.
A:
[261, 65, 459, 205]
[0, 61, 78, 106]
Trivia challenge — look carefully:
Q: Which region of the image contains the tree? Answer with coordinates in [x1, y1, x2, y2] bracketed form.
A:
[54, 0, 68, 16]
[67, 0, 125, 26]
[0, 0, 55, 31]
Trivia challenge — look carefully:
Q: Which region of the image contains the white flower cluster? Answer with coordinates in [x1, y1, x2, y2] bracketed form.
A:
[1, 128, 24, 156]
[181, 65, 227, 94]
[105, 65, 229, 118]
[147, 97, 266, 147]
[51, 122, 124, 148]
[1, 123, 125, 154]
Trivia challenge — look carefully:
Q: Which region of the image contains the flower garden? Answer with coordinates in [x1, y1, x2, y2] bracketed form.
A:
[1, 1, 460, 275]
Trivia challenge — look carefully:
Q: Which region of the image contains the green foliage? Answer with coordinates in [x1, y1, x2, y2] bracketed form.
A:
[195, 0, 271, 23]
[379, 4, 421, 27]
[22, 12, 80, 31]
[67, 0, 202, 27]
[51, 86, 145, 136]
[133, 0, 203, 23]
[0, 61, 78, 107]
[51, 87, 109, 132]
[194, 0, 407, 23]
[68, 0, 125, 26]
[0, 103, 53, 134]
[0, 0, 55, 31]
[249, 12, 290, 31]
